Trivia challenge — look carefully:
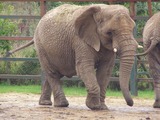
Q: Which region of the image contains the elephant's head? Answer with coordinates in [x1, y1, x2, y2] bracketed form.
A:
[75, 5, 139, 106]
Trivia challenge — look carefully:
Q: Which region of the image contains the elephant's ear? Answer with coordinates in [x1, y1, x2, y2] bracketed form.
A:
[75, 6, 101, 51]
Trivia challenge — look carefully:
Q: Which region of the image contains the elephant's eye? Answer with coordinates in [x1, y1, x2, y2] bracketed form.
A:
[106, 31, 112, 36]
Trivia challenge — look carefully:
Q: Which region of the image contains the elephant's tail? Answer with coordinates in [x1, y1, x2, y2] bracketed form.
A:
[5, 39, 34, 57]
[136, 40, 157, 56]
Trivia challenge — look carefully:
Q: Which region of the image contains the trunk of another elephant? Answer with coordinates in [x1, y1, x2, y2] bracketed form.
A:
[118, 39, 136, 106]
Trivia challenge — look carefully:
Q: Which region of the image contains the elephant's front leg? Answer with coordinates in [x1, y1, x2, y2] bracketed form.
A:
[96, 52, 115, 110]
[76, 61, 101, 110]
[148, 50, 160, 108]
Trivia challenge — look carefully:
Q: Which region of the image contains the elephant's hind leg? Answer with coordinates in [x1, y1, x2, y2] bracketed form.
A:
[39, 73, 69, 107]
[39, 79, 52, 105]
[36, 41, 69, 107]
[46, 73, 69, 107]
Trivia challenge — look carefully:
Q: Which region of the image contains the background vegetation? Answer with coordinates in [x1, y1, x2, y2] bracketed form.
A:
[0, 1, 160, 91]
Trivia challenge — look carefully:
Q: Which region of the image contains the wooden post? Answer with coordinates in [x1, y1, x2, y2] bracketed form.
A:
[147, 0, 152, 17]
[40, 0, 46, 17]
[129, 1, 136, 20]
[130, 57, 138, 96]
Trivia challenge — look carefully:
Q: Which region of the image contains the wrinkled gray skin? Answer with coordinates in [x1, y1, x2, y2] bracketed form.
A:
[9, 4, 138, 110]
[138, 12, 160, 108]
[36, 4, 138, 110]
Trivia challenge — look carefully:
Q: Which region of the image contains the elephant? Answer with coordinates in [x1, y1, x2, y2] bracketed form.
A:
[137, 11, 160, 108]
[8, 4, 140, 110]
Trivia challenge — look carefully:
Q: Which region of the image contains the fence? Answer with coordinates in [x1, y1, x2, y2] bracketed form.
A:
[0, 55, 151, 95]
[0, 0, 158, 96]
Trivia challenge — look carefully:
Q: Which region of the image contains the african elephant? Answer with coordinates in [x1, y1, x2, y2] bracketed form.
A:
[8, 4, 139, 110]
[137, 11, 160, 108]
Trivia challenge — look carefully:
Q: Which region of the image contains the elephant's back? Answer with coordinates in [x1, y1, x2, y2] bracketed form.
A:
[36, 4, 81, 45]
[36, 4, 79, 51]
[143, 12, 160, 34]
[143, 12, 160, 47]
[43, 4, 80, 23]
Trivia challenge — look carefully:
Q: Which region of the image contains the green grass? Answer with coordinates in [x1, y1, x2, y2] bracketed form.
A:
[137, 90, 154, 99]
[0, 84, 154, 99]
[0, 85, 41, 94]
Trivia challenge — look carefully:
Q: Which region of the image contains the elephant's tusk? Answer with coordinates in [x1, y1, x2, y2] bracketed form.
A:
[113, 48, 117, 53]
[138, 45, 143, 48]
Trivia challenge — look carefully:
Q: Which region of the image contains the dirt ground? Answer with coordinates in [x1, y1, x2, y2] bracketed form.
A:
[0, 93, 160, 120]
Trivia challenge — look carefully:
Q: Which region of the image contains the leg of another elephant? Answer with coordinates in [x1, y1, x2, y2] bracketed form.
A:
[39, 78, 52, 105]
[96, 52, 115, 110]
[76, 62, 101, 110]
[148, 48, 160, 108]
[46, 73, 69, 107]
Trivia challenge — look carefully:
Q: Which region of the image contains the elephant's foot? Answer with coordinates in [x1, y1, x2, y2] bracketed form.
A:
[39, 99, 52, 105]
[100, 103, 109, 110]
[54, 97, 69, 107]
[86, 94, 101, 110]
[39, 95, 52, 105]
[153, 100, 160, 108]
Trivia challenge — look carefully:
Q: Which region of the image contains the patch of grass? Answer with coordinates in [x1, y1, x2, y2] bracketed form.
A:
[137, 90, 154, 99]
[0, 85, 41, 94]
[63, 86, 87, 96]
[106, 90, 154, 99]
[106, 89, 122, 97]
[0, 84, 154, 99]
[0, 85, 87, 95]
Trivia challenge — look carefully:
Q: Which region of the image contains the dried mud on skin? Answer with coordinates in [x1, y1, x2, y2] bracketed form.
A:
[0, 93, 160, 120]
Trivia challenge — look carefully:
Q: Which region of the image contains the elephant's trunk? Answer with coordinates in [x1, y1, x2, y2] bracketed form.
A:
[119, 54, 135, 106]
[116, 37, 137, 106]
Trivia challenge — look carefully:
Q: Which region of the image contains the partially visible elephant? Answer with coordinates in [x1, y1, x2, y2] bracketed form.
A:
[138, 11, 160, 108]
[8, 4, 139, 110]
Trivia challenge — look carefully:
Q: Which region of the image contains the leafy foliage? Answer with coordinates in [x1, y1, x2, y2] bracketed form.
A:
[0, 3, 17, 55]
